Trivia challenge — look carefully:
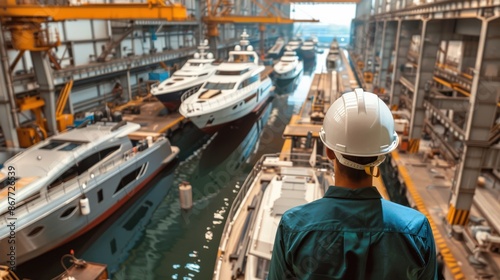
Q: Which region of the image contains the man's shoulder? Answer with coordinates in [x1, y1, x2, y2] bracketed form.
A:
[381, 200, 431, 235]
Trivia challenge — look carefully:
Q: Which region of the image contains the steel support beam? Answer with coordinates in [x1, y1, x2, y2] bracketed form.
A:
[391, 20, 418, 107]
[410, 19, 441, 144]
[0, 26, 19, 147]
[378, 20, 397, 90]
[448, 17, 500, 226]
[31, 51, 57, 136]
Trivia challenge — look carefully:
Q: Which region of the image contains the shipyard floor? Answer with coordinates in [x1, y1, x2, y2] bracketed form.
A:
[13, 49, 493, 280]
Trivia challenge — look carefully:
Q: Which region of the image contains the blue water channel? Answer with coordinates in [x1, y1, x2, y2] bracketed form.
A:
[16, 54, 324, 280]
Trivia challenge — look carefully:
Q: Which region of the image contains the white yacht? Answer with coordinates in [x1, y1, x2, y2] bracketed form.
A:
[179, 31, 273, 133]
[151, 40, 217, 111]
[284, 37, 302, 56]
[0, 121, 179, 265]
[300, 40, 317, 60]
[273, 51, 303, 82]
[266, 37, 286, 59]
[326, 39, 340, 70]
[213, 151, 335, 280]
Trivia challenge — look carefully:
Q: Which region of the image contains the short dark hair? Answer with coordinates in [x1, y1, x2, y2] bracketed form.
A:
[336, 154, 378, 182]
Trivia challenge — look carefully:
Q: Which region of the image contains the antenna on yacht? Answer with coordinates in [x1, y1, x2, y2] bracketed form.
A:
[239, 30, 250, 47]
[197, 39, 210, 58]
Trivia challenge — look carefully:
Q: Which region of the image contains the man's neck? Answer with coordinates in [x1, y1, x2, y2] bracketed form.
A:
[335, 175, 373, 190]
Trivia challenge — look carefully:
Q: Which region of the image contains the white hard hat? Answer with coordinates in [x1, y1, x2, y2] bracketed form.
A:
[319, 88, 398, 169]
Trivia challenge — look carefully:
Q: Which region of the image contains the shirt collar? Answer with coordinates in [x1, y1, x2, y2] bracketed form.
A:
[324, 186, 382, 200]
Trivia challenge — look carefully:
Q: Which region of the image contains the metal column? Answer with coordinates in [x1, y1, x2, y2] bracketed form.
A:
[30, 51, 58, 136]
[378, 20, 397, 92]
[390, 20, 418, 107]
[371, 21, 384, 81]
[0, 27, 19, 147]
[409, 19, 441, 153]
[447, 17, 500, 226]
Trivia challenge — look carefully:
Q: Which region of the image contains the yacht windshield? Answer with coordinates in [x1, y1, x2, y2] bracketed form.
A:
[204, 82, 236, 90]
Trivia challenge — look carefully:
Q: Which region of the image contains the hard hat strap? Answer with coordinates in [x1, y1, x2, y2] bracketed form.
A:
[364, 166, 380, 177]
[333, 151, 386, 174]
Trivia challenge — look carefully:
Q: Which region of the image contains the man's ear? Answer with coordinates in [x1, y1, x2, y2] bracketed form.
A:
[326, 148, 335, 160]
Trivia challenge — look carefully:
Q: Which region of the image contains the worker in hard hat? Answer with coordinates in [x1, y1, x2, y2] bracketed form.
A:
[268, 89, 437, 279]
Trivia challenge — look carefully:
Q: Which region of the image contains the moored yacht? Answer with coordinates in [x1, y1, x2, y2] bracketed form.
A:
[179, 31, 273, 133]
[0, 121, 179, 265]
[151, 39, 217, 111]
[273, 51, 303, 83]
[284, 37, 302, 57]
[266, 37, 286, 59]
[300, 39, 317, 60]
[326, 39, 340, 70]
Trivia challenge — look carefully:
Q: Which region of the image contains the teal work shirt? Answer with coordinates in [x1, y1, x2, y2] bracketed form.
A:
[268, 186, 437, 280]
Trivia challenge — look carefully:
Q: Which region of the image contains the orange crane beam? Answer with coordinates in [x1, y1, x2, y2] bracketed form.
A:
[0, 0, 188, 51]
[202, 15, 318, 24]
[277, 0, 360, 3]
[0, 3, 187, 21]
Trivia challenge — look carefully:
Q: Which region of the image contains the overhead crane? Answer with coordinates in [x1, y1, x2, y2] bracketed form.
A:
[0, 0, 190, 147]
[0, 0, 188, 52]
[203, 0, 319, 57]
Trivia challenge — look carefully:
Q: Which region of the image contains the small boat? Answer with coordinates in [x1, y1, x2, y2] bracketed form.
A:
[266, 37, 286, 59]
[151, 39, 217, 111]
[300, 39, 317, 60]
[326, 39, 340, 70]
[273, 51, 303, 83]
[0, 121, 179, 265]
[179, 31, 273, 133]
[213, 149, 335, 279]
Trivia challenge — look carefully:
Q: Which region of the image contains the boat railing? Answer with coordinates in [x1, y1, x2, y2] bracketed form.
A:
[184, 81, 265, 113]
[0, 141, 158, 226]
[215, 152, 333, 277]
[216, 153, 278, 274]
[181, 85, 201, 102]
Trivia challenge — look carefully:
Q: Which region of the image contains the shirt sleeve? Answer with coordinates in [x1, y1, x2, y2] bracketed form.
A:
[268, 220, 294, 280]
[419, 219, 438, 280]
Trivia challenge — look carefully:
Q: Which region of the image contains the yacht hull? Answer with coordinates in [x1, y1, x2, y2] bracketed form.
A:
[274, 64, 303, 83]
[187, 79, 273, 134]
[301, 49, 316, 60]
[0, 140, 179, 265]
[154, 84, 203, 111]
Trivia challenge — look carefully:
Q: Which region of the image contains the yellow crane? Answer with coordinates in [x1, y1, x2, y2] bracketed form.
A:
[203, 0, 318, 57]
[0, 0, 188, 51]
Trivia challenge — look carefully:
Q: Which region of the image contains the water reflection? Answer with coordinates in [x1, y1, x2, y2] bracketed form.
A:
[113, 101, 273, 279]
[273, 74, 301, 95]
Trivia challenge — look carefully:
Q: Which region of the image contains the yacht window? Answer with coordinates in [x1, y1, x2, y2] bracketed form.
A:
[114, 164, 144, 194]
[198, 73, 208, 77]
[59, 142, 82, 151]
[204, 82, 236, 90]
[189, 62, 201, 66]
[60, 205, 77, 219]
[48, 165, 78, 191]
[40, 140, 65, 150]
[27, 226, 44, 237]
[77, 145, 120, 174]
[98, 189, 104, 203]
[215, 69, 249, 75]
